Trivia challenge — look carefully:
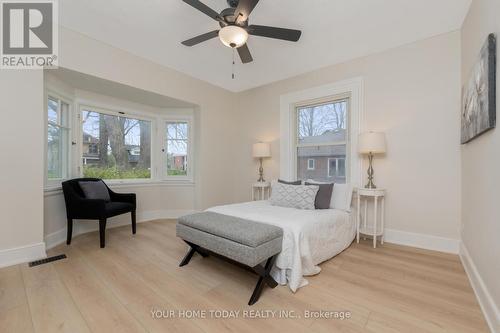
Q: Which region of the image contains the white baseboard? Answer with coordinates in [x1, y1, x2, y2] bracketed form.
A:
[0, 242, 47, 269]
[44, 209, 196, 250]
[460, 242, 500, 333]
[384, 228, 460, 254]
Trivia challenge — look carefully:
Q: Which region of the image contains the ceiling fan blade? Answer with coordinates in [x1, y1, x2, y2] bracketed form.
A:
[248, 25, 302, 42]
[181, 30, 219, 46]
[234, 0, 260, 23]
[237, 44, 253, 64]
[182, 0, 225, 24]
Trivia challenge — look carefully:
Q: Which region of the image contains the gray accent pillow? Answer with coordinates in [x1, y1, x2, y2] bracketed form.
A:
[278, 179, 302, 185]
[79, 181, 111, 201]
[305, 182, 334, 210]
[270, 181, 319, 210]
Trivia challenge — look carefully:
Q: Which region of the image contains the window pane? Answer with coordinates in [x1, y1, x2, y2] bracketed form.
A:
[297, 145, 347, 184]
[47, 123, 62, 179]
[298, 100, 347, 144]
[47, 98, 69, 180]
[48, 98, 58, 124]
[82, 110, 152, 179]
[166, 122, 188, 176]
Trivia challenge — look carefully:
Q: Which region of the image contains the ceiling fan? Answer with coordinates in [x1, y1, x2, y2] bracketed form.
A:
[181, 0, 302, 64]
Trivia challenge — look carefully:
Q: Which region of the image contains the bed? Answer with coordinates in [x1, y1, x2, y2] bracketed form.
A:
[207, 200, 356, 292]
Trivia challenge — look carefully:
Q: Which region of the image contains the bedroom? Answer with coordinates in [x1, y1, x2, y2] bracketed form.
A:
[0, 0, 499, 332]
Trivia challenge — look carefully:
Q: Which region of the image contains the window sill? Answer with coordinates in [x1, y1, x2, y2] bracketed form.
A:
[44, 179, 195, 196]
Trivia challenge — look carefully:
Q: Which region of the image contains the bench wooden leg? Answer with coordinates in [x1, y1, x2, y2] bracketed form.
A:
[179, 247, 196, 267]
[179, 241, 211, 267]
[248, 255, 277, 306]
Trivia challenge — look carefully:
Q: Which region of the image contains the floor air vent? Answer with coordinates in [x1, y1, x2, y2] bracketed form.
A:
[29, 254, 67, 267]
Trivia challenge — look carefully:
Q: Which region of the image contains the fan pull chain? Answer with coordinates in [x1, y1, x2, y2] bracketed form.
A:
[232, 48, 235, 79]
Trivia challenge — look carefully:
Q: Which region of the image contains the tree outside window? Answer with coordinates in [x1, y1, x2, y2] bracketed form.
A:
[81, 109, 151, 179]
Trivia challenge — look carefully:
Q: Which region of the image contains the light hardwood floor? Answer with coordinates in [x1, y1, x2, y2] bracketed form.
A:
[0, 220, 489, 333]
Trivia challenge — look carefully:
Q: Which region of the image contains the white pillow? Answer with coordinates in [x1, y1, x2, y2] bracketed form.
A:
[270, 181, 319, 210]
[330, 183, 353, 211]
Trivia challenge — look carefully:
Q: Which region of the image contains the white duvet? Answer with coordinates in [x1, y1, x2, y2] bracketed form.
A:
[207, 200, 356, 292]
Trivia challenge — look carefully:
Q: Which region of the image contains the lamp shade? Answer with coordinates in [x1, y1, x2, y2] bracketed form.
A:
[358, 132, 386, 154]
[252, 142, 271, 158]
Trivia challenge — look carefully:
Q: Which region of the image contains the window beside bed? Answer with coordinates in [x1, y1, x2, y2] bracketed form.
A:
[296, 97, 349, 184]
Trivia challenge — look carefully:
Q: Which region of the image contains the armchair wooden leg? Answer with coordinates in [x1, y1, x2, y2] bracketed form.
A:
[131, 210, 136, 234]
[99, 218, 107, 248]
[66, 218, 73, 245]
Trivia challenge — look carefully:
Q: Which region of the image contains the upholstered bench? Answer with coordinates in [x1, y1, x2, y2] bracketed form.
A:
[176, 212, 283, 305]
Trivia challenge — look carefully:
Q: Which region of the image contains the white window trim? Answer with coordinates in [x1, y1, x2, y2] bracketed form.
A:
[307, 159, 315, 170]
[44, 90, 74, 188]
[162, 114, 194, 183]
[280, 77, 364, 186]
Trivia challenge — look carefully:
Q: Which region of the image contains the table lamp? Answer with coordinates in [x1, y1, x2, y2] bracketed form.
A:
[252, 142, 271, 182]
[358, 132, 386, 189]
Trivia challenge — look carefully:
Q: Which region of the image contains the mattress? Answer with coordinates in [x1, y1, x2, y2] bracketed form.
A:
[207, 200, 356, 292]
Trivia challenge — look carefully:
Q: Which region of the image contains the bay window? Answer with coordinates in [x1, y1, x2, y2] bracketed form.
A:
[44, 88, 195, 188]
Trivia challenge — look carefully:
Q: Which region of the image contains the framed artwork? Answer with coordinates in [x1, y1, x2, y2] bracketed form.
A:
[461, 33, 497, 144]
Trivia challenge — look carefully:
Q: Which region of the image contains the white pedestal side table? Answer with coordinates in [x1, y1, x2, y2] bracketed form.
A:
[356, 188, 386, 248]
[252, 182, 271, 201]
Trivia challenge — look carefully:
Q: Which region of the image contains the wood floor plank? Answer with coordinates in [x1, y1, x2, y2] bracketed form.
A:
[21, 263, 91, 333]
[0, 265, 29, 313]
[50, 247, 147, 333]
[0, 219, 489, 333]
[0, 304, 34, 333]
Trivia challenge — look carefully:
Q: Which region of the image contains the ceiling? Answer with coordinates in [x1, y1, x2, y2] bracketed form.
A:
[59, 0, 471, 92]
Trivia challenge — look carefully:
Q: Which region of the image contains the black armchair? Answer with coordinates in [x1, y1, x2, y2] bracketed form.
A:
[62, 178, 137, 248]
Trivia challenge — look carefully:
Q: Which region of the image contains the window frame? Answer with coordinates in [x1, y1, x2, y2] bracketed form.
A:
[307, 159, 315, 170]
[44, 91, 73, 188]
[78, 103, 156, 184]
[161, 115, 194, 183]
[293, 94, 351, 182]
[327, 157, 346, 178]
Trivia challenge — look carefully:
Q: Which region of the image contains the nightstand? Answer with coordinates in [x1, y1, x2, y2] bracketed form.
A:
[252, 182, 271, 201]
[356, 188, 386, 248]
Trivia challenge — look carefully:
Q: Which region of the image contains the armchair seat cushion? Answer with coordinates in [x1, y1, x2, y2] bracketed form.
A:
[105, 202, 134, 217]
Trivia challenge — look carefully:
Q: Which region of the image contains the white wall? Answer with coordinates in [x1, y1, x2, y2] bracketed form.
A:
[0, 70, 46, 266]
[234, 32, 462, 248]
[461, 0, 500, 331]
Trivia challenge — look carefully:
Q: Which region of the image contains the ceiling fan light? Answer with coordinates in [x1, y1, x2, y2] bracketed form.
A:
[219, 25, 248, 48]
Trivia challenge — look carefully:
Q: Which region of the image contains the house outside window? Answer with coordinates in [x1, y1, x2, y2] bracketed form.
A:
[328, 157, 346, 179]
[296, 97, 349, 183]
[307, 159, 315, 170]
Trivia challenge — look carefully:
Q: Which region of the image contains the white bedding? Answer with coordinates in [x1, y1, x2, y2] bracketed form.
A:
[207, 200, 356, 292]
